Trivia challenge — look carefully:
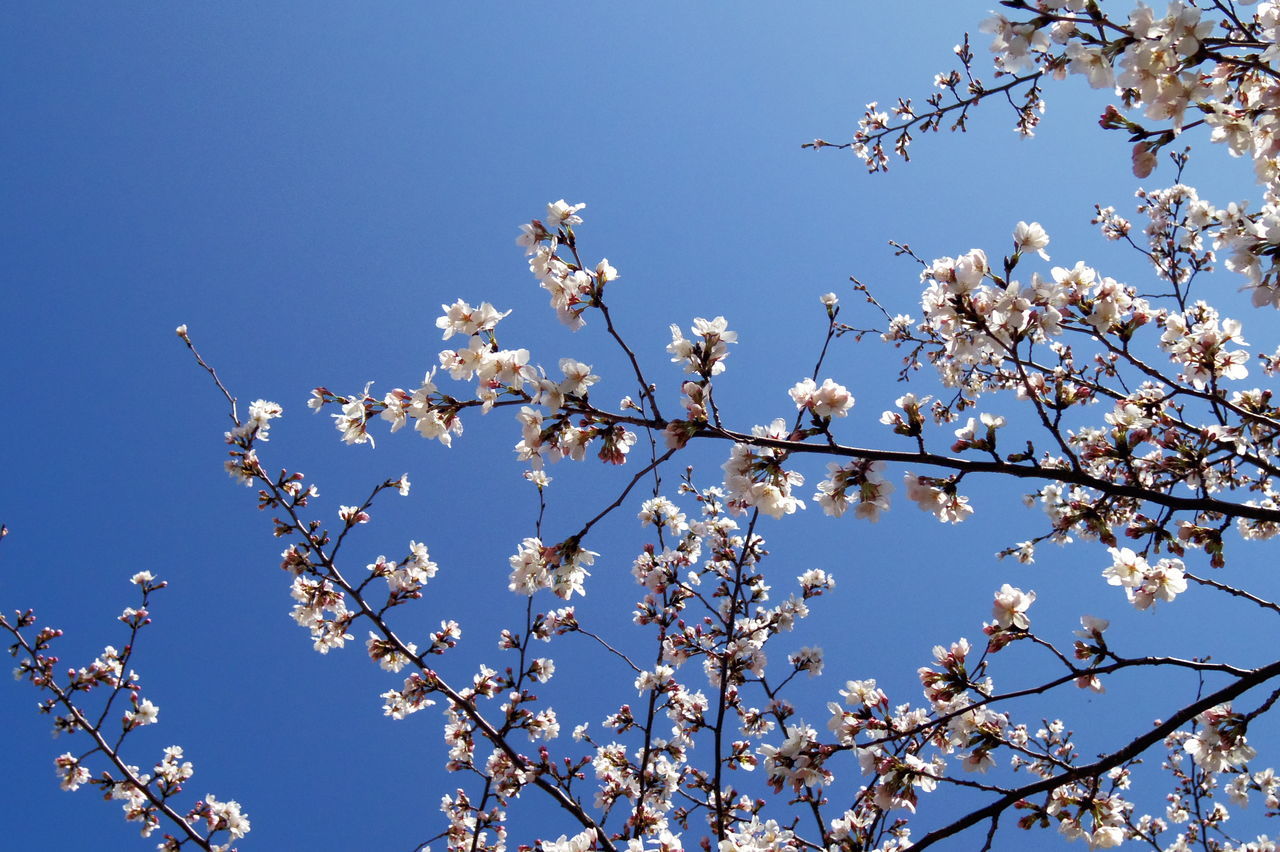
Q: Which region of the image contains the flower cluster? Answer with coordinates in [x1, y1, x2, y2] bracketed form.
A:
[668, 317, 737, 378]
[155, 172, 1280, 852]
[518, 200, 620, 331]
[48, 6, 1280, 848]
[1102, 546, 1188, 610]
[839, 0, 1280, 309]
[1184, 704, 1258, 773]
[721, 420, 805, 518]
[508, 537, 598, 599]
[5, 577, 250, 848]
[788, 377, 854, 420]
[814, 459, 893, 520]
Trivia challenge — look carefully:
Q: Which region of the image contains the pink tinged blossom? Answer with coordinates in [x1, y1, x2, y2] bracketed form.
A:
[635, 665, 674, 694]
[439, 336, 490, 382]
[962, 749, 997, 773]
[543, 828, 597, 852]
[954, 248, 990, 290]
[840, 678, 887, 708]
[380, 390, 409, 432]
[851, 484, 891, 522]
[54, 753, 90, 791]
[1225, 773, 1252, 807]
[243, 398, 283, 443]
[660, 414, 701, 447]
[515, 220, 548, 254]
[123, 697, 159, 728]
[953, 412, 1004, 451]
[788, 646, 824, 677]
[880, 392, 929, 436]
[552, 547, 596, 600]
[544, 199, 585, 229]
[625, 829, 685, 851]
[427, 620, 461, 655]
[669, 317, 737, 376]
[678, 380, 708, 421]
[202, 794, 251, 840]
[992, 583, 1036, 630]
[722, 426, 805, 518]
[1185, 704, 1257, 772]
[558, 358, 599, 396]
[338, 505, 370, 525]
[508, 537, 550, 596]
[366, 633, 418, 673]
[903, 472, 972, 523]
[540, 267, 593, 331]
[903, 472, 935, 507]
[413, 408, 461, 447]
[719, 817, 797, 850]
[1130, 558, 1188, 610]
[597, 424, 637, 465]
[1159, 305, 1250, 387]
[1076, 674, 1105, 693]
[1013, 220, 1051, 260]
[982, 13, 1051, 74]
[637, 496, 689, 534]
[1103, 546, 1148, 588]
[332, 398, 373, 447]
[483, 347, 534, 389]
[816, 460, 892, 520]
[435, 299, 511, 340]
[1066, 41, 1115, 88]
[758, 722, 830, 793]
[1250, 281, 1280, 309]
[524, 469, 551, 489]
[1132, 142, 1158, 178]
[1009, 540, 1035, 564]
[153, 746, 193, 785]
[788, 377, 855, 418]
[829, 700, 858, 741]
[595, 257, 618, 283]
[749, 480, 804, 519]
[881, 313, 915, 341]
[289, 576, 353, 653]
[1075, 615, 1110, 638]
[528, 657, 555, 683]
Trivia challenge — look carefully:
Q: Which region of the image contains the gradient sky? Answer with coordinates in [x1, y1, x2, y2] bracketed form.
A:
[3, 3, 1277, 850]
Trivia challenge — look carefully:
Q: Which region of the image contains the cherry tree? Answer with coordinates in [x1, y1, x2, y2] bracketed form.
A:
[8, 1, 1280, 849]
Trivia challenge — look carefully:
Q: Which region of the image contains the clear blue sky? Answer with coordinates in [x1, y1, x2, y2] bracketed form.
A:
[3, 3, 1274, 849]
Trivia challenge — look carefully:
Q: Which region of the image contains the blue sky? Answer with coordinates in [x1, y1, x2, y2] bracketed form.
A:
[3, 3, 1277, 850]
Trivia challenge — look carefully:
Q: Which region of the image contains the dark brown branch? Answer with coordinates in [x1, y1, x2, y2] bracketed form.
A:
[694, 428, 1280, 525]
[804, 71, 1047, 153]
[4, 626, 215, 850]
[559, 404, 1280, 524]
[907, 658, 1280, 850]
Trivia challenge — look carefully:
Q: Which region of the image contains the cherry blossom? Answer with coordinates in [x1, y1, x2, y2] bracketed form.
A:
[17, 3, 1280, 850]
